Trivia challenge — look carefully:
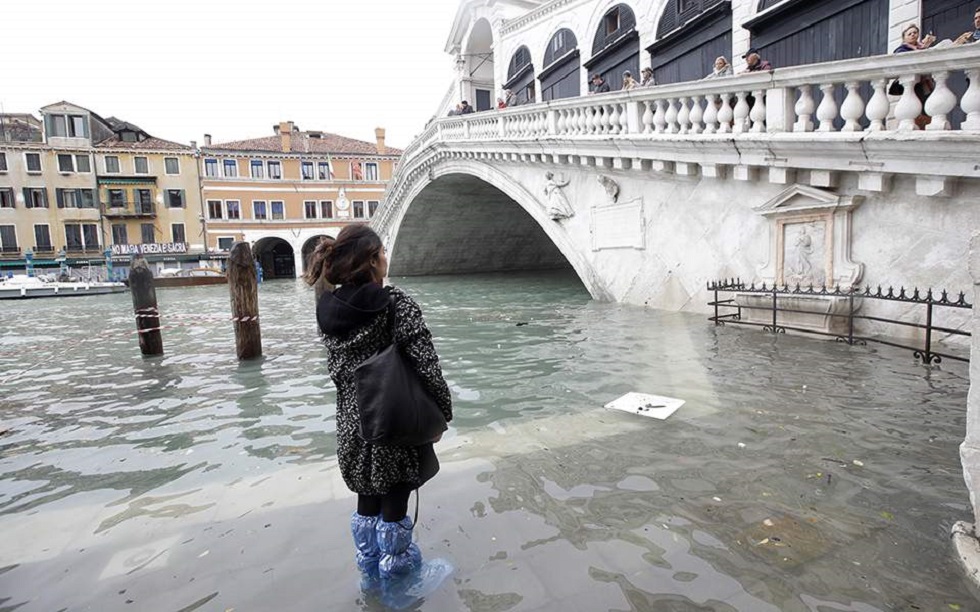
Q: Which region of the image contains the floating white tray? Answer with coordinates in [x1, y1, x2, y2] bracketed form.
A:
[604, 392, 684, 420]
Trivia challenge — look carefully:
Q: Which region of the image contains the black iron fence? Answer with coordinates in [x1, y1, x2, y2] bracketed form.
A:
[707, 279, 973, 364]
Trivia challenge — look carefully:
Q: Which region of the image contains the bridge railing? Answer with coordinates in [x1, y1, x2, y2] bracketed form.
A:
[444, 45, 980, 139]
[375, 45, 980, 236]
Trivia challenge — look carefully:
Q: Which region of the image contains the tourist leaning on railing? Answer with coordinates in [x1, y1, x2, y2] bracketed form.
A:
[622, 70, 639, 91]
[953, 6, 980, 45]
[589, 73, 610, 94]
[892, 23, 937, 129]
[640, 67, 655, 87]
[741, 48, 772, 73]
[703, 56, 733, 79]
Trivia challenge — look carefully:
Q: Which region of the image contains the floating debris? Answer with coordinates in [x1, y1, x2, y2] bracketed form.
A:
[604, 392, 684, 420]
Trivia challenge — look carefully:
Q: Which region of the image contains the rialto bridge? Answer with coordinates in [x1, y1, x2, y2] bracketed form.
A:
[373, 1, 980, 583]
[376, 42, 980, 312]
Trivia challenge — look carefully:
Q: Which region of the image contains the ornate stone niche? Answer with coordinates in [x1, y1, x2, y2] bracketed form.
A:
[755, 184, 864, 288]
[739, 185, 865, 335]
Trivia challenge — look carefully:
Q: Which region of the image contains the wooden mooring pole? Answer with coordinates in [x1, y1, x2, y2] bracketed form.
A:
[129, 257, 163, 356]
[228, 242, 262, 360]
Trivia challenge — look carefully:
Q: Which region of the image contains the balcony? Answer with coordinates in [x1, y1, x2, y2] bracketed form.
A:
[32, 245, 55, 255]
[0, 246, 21, 259]
[61, 246, 105, 257]
[103, 201, 156, 218]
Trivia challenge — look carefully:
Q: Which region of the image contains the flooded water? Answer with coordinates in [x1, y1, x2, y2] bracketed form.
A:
[0, 271, 974, 611]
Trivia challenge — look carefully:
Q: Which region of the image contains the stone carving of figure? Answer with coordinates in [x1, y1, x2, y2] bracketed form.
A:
[793, 225, 814, 282]
[544, 172, 573, 220]
[597, 175, 619, 203]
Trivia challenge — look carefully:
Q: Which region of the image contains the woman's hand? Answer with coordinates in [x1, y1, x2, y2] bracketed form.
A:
[955, 31, 974, 45]
[921, 33, 936, 47]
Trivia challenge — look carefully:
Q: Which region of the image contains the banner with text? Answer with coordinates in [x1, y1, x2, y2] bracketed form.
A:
[111, 242, 189, 256]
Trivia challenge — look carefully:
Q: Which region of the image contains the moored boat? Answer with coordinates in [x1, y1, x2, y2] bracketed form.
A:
[0, 275, 128, 300]
[154, 267, 227, 288]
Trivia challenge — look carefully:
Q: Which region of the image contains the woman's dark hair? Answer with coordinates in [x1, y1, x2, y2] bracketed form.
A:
[303, 235, 336, 286]
[305, 224, 383, 286]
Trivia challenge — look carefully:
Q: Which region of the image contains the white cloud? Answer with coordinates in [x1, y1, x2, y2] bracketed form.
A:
[4, 0, 460, 149]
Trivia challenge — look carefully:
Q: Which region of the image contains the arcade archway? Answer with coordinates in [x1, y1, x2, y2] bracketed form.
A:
[253, 237, 295, 279]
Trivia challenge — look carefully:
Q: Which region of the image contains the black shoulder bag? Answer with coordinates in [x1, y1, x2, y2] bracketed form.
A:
[355, 295, 447, 446]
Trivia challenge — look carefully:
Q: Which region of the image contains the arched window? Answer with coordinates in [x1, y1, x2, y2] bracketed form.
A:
[584, 3, 639, 91]
[657, 0, 727, 37]
[466, 18, 495, 111]
[540, 29, 581, 101]
[504, 45, 535, 105]
[744, 0, 888, 69]
[648, 0, 731, 85]
[744, 0, 889, 130]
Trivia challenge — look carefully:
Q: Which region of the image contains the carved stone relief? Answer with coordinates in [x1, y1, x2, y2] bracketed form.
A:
[544, 171, 573, 221]
[755, 184, 864, 288]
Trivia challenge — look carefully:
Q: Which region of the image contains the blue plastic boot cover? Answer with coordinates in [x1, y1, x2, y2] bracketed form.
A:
[376, 517, 422, 579]
[381, 557, 455, 610]
[350, 512, 381, 574]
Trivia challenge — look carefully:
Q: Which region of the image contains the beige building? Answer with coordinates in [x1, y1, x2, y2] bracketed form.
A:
[0, 101, 205, 277]
[200, 122, 400, 278]
[92, 118, 204, 265]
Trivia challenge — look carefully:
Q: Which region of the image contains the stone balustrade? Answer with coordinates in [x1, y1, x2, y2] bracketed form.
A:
[377, 45, 980, 237]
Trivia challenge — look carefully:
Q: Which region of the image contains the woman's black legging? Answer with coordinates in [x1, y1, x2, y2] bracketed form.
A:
[357, 483, 414, 522]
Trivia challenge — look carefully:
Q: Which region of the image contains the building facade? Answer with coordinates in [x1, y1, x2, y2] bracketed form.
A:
[200, 122, 400, 278]
[0, 101, 205, 278]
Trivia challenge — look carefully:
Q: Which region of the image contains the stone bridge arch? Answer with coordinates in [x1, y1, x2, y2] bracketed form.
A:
[383, 157, 611, 301]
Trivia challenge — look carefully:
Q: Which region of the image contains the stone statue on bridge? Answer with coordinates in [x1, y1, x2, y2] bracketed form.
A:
[544, 172, 574, 221]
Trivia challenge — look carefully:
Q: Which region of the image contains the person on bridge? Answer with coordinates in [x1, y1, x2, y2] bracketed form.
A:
[640, 67, 655, 87]
[741, 48, 772, 73]
[314, 224, 454, 603]
[954, 7, 980, 44]
[621, 70, 638, 91]
[589, 73, 610, 94]
[704, 56, 733, 79]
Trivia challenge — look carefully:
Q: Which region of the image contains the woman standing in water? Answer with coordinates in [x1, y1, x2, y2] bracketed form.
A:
[305, 224, 453, 601]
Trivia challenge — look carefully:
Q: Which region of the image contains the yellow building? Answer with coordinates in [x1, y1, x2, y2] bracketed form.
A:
[0, 101, 205, 278]
[200, 121, 401, 278]
[93, 118, 204, 264]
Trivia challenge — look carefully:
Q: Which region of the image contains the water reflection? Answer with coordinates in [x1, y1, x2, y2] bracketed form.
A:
[0, 272, 973, 610]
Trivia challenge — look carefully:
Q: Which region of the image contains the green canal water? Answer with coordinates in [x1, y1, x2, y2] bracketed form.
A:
[0, 272, 974, 611]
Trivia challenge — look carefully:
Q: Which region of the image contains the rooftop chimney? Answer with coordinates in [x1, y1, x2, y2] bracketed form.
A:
[375, 127, 386, 155]
[279, 121, 294, 153]
[204, 134, 212, 146]
[190, 140, 197, 150]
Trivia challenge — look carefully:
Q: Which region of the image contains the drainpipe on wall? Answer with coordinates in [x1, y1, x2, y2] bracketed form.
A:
[194, 140, 208, 256]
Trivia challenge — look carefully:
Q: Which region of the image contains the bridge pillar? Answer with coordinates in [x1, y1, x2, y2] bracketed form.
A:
[953, 231, 980, 597]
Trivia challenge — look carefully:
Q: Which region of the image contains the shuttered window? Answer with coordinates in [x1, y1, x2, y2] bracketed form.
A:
[0, 225, 17, 252]
[112, 224, 128, 245]
[34, 225, 52, 251]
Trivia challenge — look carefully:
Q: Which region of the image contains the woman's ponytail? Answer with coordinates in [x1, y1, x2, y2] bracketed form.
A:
[303, 236, 336, 286]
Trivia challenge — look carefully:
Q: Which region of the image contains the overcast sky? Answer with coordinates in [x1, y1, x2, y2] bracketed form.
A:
[4, 0, 460, 149]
